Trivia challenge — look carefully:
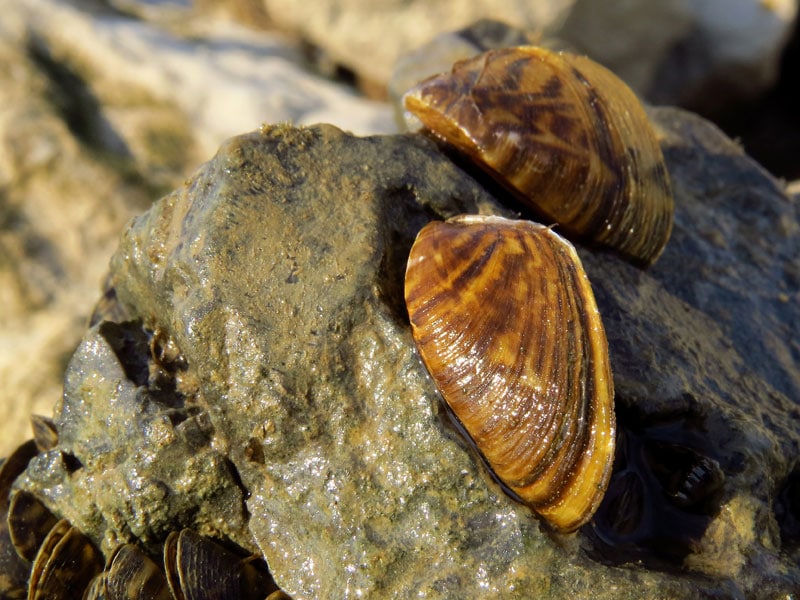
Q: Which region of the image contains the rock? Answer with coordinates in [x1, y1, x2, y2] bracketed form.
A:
[559, 0, 798, 111]
[0, 0, 395, 459]
[216, 0, 796, 115]
[12, 104, 799, 598]
[0, 4, 158, 462]
[20, 320, 250, 554]
[13, 0, 394, 158]
[203, 0, 576, 89]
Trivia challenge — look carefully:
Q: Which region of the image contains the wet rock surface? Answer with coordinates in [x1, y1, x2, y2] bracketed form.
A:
[21, 320, 250, 555]
[11, 107, 798, 598]
[0, 0, 394, 460]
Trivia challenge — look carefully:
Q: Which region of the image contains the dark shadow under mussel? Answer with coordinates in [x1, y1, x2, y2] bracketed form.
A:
[583, 405, 728, 570]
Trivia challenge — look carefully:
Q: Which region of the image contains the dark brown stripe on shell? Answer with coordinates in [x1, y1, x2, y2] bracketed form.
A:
[403, 46, 674, 265]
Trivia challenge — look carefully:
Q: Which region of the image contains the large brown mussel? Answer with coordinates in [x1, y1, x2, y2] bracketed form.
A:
[405, 215, 616, 532]
[403, 45, 674, 266]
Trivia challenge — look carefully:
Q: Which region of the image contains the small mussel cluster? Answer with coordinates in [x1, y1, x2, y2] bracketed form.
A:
[402, 45, 674, 531]
[0, 418, 291, 600]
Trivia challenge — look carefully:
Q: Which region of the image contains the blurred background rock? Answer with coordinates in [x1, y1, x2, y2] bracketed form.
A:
[0, 0, 798, 458]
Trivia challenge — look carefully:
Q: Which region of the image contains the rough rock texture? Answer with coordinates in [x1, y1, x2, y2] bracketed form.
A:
[0, 0, 393, 459]
[16, 107, 800, 598]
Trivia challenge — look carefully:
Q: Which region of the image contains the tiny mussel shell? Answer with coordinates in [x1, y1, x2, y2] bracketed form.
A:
[403, 46, 674, 266]
[405, 214, 616, 532]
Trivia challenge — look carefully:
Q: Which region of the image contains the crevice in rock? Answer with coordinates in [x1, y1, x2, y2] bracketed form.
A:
[376, 186, 427, 326]
[97, 320, 191, 412]
[99, 320, 151, 387]
[583, 401, 728, 570]
[60, 451, 83, 474]
[775, 464, 800, 555]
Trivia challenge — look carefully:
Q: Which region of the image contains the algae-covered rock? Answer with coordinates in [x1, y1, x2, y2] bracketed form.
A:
[13, 115, 800, 598]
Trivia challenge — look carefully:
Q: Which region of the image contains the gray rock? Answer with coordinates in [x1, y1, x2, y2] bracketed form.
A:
[210, 0, 796, 113]
[559, 0, 797, 110]
[0, 0, 395, 460]
[210, 0, 575, 87]
[20, 320, 249, 555]
[13, 106, 799, 598]
[0, 2, 161, 461]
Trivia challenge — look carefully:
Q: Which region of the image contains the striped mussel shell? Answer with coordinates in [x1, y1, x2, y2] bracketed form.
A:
[163, 529, 281, 600]
[404, 215, 616, 532]
[84, 543, 173, 600]
[28, 518, 104, 599]
[0, 439, 40, 598]
[402, 46, 674, 266]
[7, 490, 59, 563]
